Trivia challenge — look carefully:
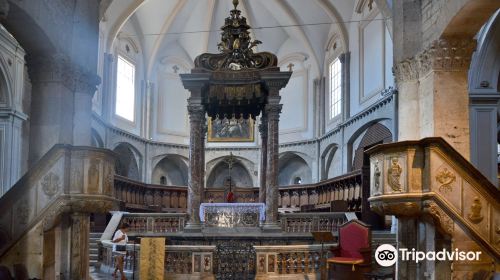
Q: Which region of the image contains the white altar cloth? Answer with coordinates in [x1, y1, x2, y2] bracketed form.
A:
[199, 203, 266, 222]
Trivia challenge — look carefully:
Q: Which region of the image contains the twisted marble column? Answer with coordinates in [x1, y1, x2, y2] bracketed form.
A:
[264, 100, 282, 230]
[259, 114, 268, 203]
[186, 103, 206, 231]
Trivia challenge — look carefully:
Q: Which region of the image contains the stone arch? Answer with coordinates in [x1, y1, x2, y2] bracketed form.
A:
[321, 143, 339, 180]
[351, 123, 393, 171]
[278, 152, 312, 186]
[469, 10, 500, 92]
[440, 0, 500, 40]
[468, 10, 500, 185]
[1, 2, 56, 56]
[206, 158, 253, 189]
[112, 142, 141, 180]
[151, 154, 188, 186]
[90, 128, 104, 148]
[346, 118, 391, 170]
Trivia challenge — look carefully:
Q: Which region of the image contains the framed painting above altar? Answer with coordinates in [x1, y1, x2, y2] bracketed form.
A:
[208, 116, 254, 142]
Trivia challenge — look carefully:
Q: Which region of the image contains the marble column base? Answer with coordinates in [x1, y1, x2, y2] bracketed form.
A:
[184, 222, 203, 232]
[262, 222, 282, 233]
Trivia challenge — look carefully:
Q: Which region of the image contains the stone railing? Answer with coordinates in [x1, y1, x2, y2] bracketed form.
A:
[367, 138, 500, 274]
[99, 240, 333, 278]
[256, 245, 330, 276]
[102, 211, 348, 236]
[0, 145, 119, 278]
[279, 212, 348, 233]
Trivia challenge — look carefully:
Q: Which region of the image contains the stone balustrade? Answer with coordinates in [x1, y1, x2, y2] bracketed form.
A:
[103, 212, 348, 235]
[99, 240, 334, 278]
[279, 212, 348, 233]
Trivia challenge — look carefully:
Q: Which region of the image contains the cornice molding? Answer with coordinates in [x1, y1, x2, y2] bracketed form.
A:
[92, 87, 395, 150]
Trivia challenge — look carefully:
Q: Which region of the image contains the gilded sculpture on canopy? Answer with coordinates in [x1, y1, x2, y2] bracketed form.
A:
[387, 157, 402, 192]
[194, 0, 276, 71]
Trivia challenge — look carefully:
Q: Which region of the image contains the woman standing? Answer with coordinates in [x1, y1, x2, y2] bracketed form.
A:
[112, 223, 130, 280]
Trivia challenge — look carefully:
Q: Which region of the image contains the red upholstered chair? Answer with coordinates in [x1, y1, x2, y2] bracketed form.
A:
[327, 219, 372, 280]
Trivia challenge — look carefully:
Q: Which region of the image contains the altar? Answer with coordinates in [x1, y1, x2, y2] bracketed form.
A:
[200, 203, 266, 228]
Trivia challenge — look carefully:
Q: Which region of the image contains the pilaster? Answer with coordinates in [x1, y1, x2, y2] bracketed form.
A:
[27, 53, 100, 164]
[394, 37, 476, 159]
[70, 213, 90, 280]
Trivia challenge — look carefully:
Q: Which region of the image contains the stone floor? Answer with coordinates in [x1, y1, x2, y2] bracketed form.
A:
[89, 267, 126, 280]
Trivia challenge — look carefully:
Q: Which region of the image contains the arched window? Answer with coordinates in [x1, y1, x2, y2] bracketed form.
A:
[115, 55, 135, 121]
[160, 176, 166, 185]
[329, 58, 342, 119]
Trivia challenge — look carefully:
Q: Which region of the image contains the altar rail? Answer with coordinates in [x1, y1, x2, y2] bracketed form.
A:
[280, 212, 348, 233]
[114, 170, 365, 213]
[104, 212, 349, 235]
[99, 240, 333, 278]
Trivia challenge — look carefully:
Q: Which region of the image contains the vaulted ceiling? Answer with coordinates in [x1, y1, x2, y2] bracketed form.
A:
[102, 0, 356, 76]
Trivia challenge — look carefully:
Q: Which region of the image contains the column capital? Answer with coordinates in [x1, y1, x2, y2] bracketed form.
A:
[187, 104, 206, 121]
[265, 103, 282, 121]
[394, 37, 476, 82]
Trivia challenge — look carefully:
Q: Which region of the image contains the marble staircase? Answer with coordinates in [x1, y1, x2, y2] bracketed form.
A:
[89, 232, 102, 267]
[0, 145, 119, 279]
[367, 137, 500, 279]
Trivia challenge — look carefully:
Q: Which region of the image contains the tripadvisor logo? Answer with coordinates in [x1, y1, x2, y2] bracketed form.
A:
[375, 244, 482, 267]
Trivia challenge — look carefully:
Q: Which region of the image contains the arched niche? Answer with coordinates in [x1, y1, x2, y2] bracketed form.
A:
[278, 152, 312, 186]
[151, 155, 188, 186]
[206, 160, 253, 189]
[113, 142, 141, 180]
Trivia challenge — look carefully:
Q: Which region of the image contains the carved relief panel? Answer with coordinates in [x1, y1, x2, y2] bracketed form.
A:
[383, 154, 407, 194]
[370, 155, 383, 196]
[84, 158, 102, 194]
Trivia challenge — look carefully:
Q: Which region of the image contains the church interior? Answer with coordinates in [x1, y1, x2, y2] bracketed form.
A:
[0, 0, 499, 279]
